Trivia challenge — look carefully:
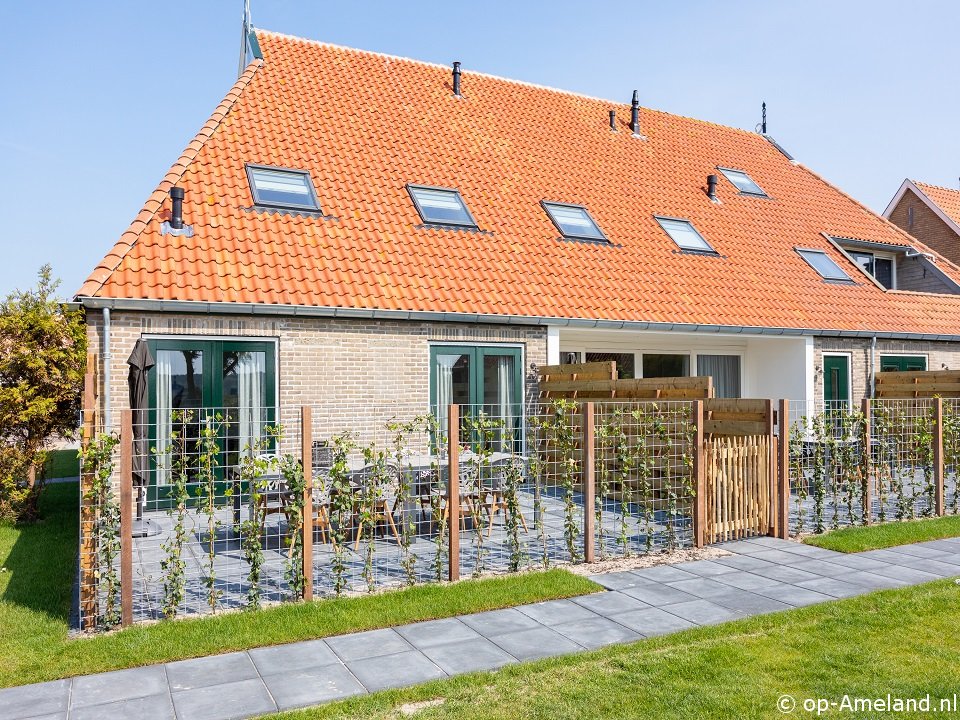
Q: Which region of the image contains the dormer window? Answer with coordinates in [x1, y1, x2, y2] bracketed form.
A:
[796, 248, 853, 282]
[407, 185, 478, 228]
[850, 251, 895, 289]
[246, 164, 320, 211]
[542, 202, 607, 242]
[718, 167, 767, 197]
[655, 216, 716, 253]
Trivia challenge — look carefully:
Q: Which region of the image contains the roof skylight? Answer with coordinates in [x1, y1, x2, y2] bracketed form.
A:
[655, 217, 715, 253]
[542, 202, 607, 242]
[407, 185, 477, 228]
[246, 164, 320, 211]
[796, 248, 853, 282]
[718, 167, 767, 197]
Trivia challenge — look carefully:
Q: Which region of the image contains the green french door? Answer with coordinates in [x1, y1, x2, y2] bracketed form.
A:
[430, 345, 523, 452]
[147, 339, 276, 504]
[823, 354, 850, 409]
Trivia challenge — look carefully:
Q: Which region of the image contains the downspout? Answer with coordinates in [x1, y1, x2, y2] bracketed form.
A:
[103, 308, 111, 432]
[869, 335, 877, 398]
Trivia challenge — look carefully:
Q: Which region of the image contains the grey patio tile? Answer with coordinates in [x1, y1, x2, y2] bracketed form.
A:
[866, 564, 943, 584]
[0, 679, 71, 720]
[887, 558, 960, 578]
[572, 590, 650, 615]
[859, 549, 924, 564]
[619, 582, 699, 606]
[396, 617, 482, 650]
[516, 598, 600, 626]
[784, 559, 852, 577]
[248, 639, 339, 676]
[660, 599, 744, 625]
[712, 555, 778, 572]
[796, 577, 865, 599]
[11, 715, 65, 720]
[71, 692, 176, 720]
[882, 544, 952, 559]
[666, 576, 739, 599]
[919, 539, 960, 553]
[586, 571, 657, 591]
[488, 626, 584, 661]
[551, 616, 643, 649]
[346, 650, 446, 692]
[819, 554, 894, 572]
[755, 584, 836, 607]
[262, 664, 366, 711]
[72, 666, 169, 708]
[460, 607, 544, 637]
[171, 677, 276, 720]
[326, 628, 414, 662]
[707, 586, 797, 614]
[165, 652, 257, 691]
[712, 571, 783, 592]
[421, 637, 518, 675]
[746, 564, 822, 584]
[629, 565, 699, 583]
[735, 536, 800, 550]
[775, 543, 844, 559]
[838, 571, 910, 590]
[675, 559, 739, 577]
[713, 540, 772, 555]
[609, 607, 697, 636]
[747, 549, 812, 565]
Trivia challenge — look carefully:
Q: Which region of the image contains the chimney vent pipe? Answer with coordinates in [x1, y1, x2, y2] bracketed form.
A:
[452, 61, 462, 97]
[630, 90, 640, 135]
[706, 174, 718, 202]
[170, 187, 184, 230]
[609, 109, 616, 131]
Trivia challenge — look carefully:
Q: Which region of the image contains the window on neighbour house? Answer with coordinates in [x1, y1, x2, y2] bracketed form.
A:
[850, 251, 895, 289]
[655, 217, 716, 253]
[717, 167, 767, 197]
[246, 165, 320, 211]
[796, 248, 853, 282]
[642, 353, 690, 378]
[585, 352, 635, 379]
[407, 185, 478, 228]
[697, 354, 741, 398]
[541, 202, 608, 242]
[879, 355, 927, 372]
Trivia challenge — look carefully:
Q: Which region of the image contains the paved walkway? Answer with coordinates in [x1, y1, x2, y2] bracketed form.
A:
[4, 536, 960, 720]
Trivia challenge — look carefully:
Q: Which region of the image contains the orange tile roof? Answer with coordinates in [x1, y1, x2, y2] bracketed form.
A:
[78, 29, 960, 337]
[914, 181, 960, 229]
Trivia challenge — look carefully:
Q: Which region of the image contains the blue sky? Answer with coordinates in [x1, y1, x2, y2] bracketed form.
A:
[2, 0, 958, 298]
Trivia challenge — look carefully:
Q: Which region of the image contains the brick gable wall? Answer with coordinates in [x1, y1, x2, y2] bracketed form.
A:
[888, 189, 960, 266]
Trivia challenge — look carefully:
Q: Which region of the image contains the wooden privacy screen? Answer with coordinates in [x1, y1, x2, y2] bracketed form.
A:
[702, 398, 774, 543]
[875, 370, 960, 399]
[538, 361, 714, 399]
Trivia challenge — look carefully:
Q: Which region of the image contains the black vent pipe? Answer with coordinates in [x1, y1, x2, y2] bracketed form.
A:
[452, 61, 461, 97]
[707, 174, 718, 201]
[170, 187, 184, 229]
[630, 90, 640, 135]
[609, 109, 616, 131]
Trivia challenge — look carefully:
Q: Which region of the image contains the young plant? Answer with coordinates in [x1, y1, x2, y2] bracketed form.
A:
[327, 432, 357, 596]
[503, 455, 525, 572]
[195, 413, 225, 613]
[278, 449, 307, 600]
[387, 417, 419, 586]
[461, 410, 502, 576]
[80, 432, 120, 629]
[538, 399, 581, 563]
[359, 444, 388, 592]
[789, 415, 808, 535]
[158, 409, 193, 619]
[236, 435, 273, 611]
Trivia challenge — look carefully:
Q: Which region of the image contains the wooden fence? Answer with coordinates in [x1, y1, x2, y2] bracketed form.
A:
[875, 369, 960, 398]
[538, 361, 714, 400]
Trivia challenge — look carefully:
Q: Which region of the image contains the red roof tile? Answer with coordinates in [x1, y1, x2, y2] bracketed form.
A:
[78, 30, 960, 336]
[914, 181, 960, 229]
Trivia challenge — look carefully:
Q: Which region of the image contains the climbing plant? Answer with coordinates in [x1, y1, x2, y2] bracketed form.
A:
[158, 410, 193, 619]
[328, 432, 356, 596]
[80, 432, 120, 629]
[195, 414, 225, 613]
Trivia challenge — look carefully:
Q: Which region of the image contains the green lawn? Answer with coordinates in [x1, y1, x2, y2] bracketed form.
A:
[804, 515, 960, 553]
[0, 482, 598, 688]
[43, 449, 79, 479]
[266, 580, 960, 720]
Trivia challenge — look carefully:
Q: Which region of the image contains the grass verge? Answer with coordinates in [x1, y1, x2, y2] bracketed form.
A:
[804, 515, 960, 553]
[0, 482, 598, 688]
[266, 579, 960, 720]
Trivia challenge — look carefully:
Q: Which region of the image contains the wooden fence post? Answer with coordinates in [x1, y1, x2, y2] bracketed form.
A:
[776, 399, 790, 539]
[934, 397, 945, 516]
[582, 402, 595, 563]
[861, 398, 872, 525]
[691, 400, 706, 548]
[301, 406, 314, 601]
[119, 409, 133, 628]
[447, 404, 460, 582]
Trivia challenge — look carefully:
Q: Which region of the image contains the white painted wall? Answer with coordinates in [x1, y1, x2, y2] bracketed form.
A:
[546, 326, 561, 365]
[744, 336, 813, 404]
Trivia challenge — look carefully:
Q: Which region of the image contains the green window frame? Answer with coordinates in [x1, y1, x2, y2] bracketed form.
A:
[879, 355, 927, 372]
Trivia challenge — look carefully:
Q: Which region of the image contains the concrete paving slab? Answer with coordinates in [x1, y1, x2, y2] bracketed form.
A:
[248, 640, 339, 677]
[171, 677, 276, 720]
[326, 628, 414, 662]
[420, 637, 517, 675]
[346, 650, 446, 692]
[262, 664, 367, 710]
[165, 652, 257, 692]
[488, 626, 584, 661]
[551, 616, 643, 649]
[396, 617, 483, 650]
[72, 666, 169, 708]
[0, 680, 71, 720]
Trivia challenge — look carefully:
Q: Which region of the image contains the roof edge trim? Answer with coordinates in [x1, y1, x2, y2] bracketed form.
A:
[884, 179, 960, 239]
[75, 297, 960, 342]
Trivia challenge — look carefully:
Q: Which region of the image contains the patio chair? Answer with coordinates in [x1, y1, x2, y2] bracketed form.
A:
[481, 456, 529, 537]
[352, 460, 402, 549]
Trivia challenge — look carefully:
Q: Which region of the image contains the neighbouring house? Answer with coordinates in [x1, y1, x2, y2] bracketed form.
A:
[884, 179, 960, 268]
[76, 28, 960, 471]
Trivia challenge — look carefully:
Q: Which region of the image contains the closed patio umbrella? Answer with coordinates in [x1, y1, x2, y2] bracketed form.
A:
[127, 339, 160, 537]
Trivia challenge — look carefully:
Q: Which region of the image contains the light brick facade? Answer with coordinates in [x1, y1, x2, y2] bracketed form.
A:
[888, 188, 960, 267]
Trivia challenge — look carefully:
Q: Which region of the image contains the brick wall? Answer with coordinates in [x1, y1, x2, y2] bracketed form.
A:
[895, 254, 956, 294]
[85, 311, 547, 453]
[888, 189, 960, 266]
[814, 337, 960, 403]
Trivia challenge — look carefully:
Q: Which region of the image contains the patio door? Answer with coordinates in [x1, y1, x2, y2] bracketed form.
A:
[430, 345, 522, 451]
[148, 339, 276, 503]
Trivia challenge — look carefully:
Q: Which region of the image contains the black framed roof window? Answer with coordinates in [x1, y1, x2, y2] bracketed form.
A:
[542, 201, 607, 242]
[718, 167, 767, 197]
[796, 248, 853, 282]
[407, 185, 478, 228]
[655, 216, 716, 253]
[246, 164, 320, 211]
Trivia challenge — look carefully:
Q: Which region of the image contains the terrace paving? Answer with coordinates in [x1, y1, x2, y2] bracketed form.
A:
[6, 536, 959, 720]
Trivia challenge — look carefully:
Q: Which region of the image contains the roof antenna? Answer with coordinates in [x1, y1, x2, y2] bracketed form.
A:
[237, 0, 251, 78]
[756, 101, 767, 134]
